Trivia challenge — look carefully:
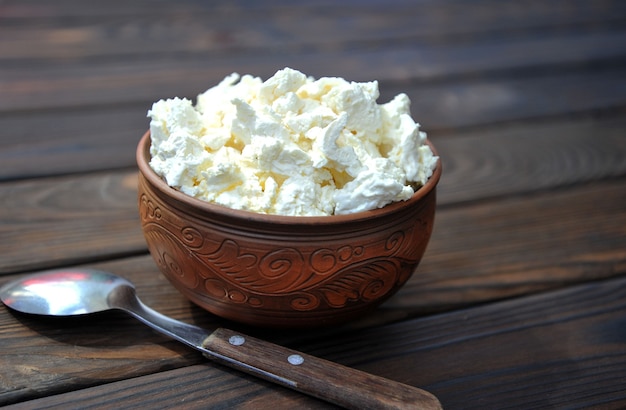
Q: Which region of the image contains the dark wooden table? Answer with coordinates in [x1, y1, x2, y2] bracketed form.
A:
[2, 1, 626, 408]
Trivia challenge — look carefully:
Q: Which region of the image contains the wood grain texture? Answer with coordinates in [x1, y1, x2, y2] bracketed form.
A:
[3, 78, 626, 182]
[1, 0, 624, 61]
[4, 275, 625, 409]
[434, 116, 626, 203]
[2, 117, 625, 274]
[0, 171, 144, 273]
[2, 0, 625, 115]
[306, 276, 626, 410]
[387, 178, 626, 314]
[1, 179, 625, 405]
[3, 364, 339, 410]
[1, 0, 625, 408]
[1, 0, 624, 180]
[2, 34, 625, 114]
[0, 106, 145, 181]
[202, 328, 441, 409]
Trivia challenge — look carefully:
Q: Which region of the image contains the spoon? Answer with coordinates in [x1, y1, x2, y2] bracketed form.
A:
[0, 269, 441, 410]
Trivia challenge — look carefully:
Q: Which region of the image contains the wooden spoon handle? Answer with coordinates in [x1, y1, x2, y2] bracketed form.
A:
[203, 328, 441, 410]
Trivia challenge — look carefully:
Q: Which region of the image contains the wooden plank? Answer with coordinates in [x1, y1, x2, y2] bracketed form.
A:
[1, 1, 623, 409]
[0, 0, 421, 19]
[386, 67, 626, 132]
[2, 0, 624, 61]
[2, 2, 624, 180]
[3, 365, 339, 409]
[2, 30, 625, 113]
[3, 0, 621, 22]
[1, 179, 625, 404]
[433, 116, 626, 204]
[2, 178, 626, 321]
[2, 67, 626, 181]
[3, 268, 626, 408]
[2, 116, 625, 273]
[0, 106, 146, 181]
[308, 276, 626, 409]
[0, 171, 145, 274]
[391, 178, 626, 314]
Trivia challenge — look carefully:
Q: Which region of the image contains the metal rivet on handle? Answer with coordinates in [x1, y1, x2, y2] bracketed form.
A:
[229, 335, 246, 346]
[288, 354, 304, 365]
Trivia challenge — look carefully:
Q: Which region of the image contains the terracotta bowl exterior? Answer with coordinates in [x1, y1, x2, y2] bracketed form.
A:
[136, 131, 441, 327]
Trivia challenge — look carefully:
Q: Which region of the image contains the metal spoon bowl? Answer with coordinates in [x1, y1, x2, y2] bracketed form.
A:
[0, 269, 210, 349]
[0, 269, 441, 410]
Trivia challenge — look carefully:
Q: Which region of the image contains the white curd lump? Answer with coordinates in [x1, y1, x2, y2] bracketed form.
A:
[148, 67, 438, 216]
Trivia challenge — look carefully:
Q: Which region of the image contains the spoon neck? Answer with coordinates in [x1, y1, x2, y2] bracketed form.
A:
[110, 285, 211, 350]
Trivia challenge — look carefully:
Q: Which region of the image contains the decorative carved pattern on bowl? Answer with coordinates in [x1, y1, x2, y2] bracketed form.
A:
[139, 192, 424, 312]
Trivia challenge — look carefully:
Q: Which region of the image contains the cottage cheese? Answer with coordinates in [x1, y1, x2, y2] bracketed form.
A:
[148, 68, 438, 216]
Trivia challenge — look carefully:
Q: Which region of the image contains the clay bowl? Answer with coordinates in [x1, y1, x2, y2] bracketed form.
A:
[136, 131, 441, 328]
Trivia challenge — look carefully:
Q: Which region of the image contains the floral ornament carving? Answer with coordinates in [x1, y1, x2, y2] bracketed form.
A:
[140, 194, 162, 221]
[138, 176, 433, 317]
[141, 216, 418, 312]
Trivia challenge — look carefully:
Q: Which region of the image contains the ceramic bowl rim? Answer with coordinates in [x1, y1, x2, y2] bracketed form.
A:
[136, 130, 441, 226]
